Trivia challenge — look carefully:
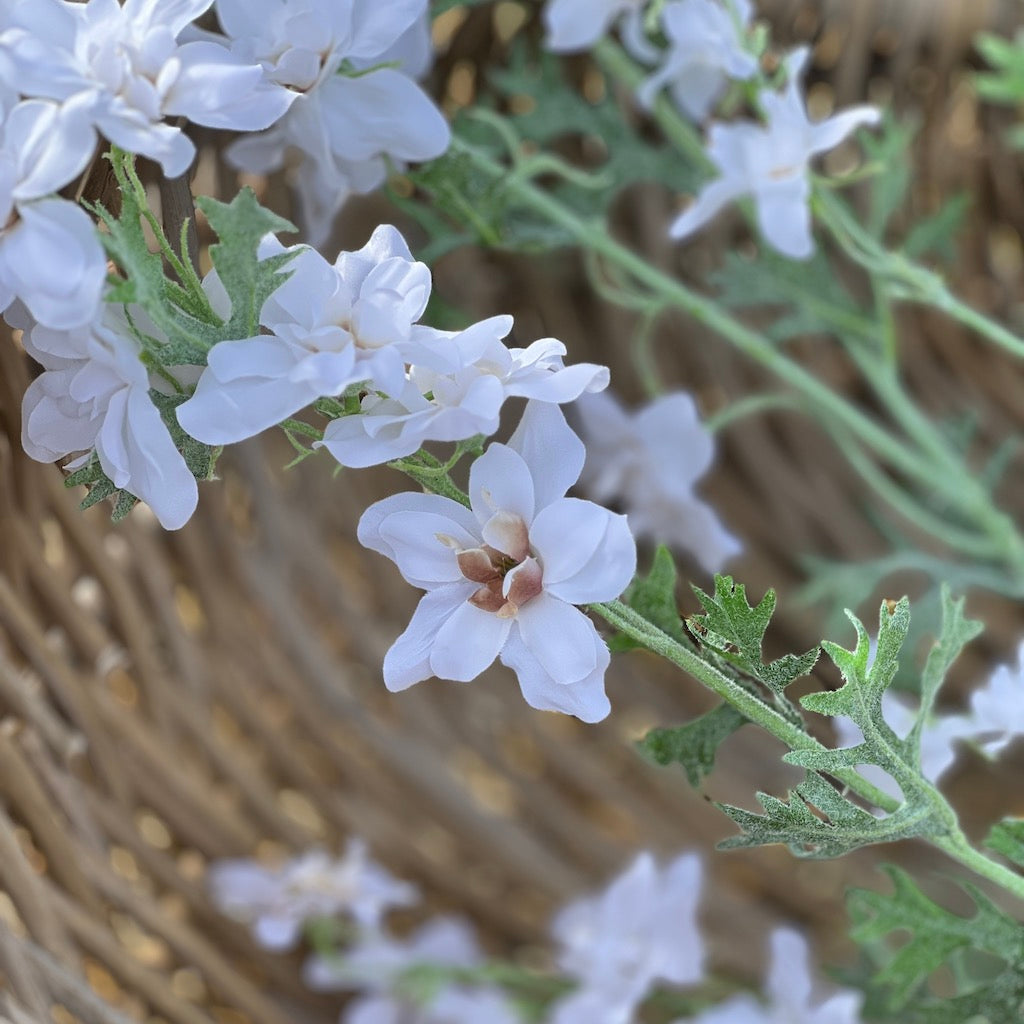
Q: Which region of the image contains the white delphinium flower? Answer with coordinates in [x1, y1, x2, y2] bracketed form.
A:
[0, 98, 106, 329]
[0, 0, 292, 177]
[543, 0, 651, 55]
[319, 315, 609, 468]
[215, 0, 449, 246]
[20, 304, 199, 530]
[208, 841, 418, 951]
[574, 390, 740, 573]
[961, 640, 1024, 758]
[358, 402, 636, 722]
[177, 225, 440, 445]
[637, 0, 758, 121]
[833, 691, 969, 806]
[306, 916, 519, 1024]
[686, 928, 862, 1024]
[550, 851, 704, 1024]
[669, 47, 881, 259]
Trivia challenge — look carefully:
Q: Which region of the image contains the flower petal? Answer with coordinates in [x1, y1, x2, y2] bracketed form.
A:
[754, 175, 813, 259]
[515, 593, 599, 685]
[499, 625, 610, 723]
[429, 600, 511, 681]
[382, 583, 475, 692]
[468, 443, 535, 529]
[532, 499, 636, 604]
[507, 401, 584, 513]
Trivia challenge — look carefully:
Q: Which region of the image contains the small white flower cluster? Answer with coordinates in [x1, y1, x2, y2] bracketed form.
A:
[210, 844, 861, 1024]
[835, 641, 1024, 804]
[206, 0, 449, 246]
[574, 390, 740, 574]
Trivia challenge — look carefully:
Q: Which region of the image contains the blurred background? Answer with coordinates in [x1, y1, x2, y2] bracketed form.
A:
[2, 0, 1024, 1020]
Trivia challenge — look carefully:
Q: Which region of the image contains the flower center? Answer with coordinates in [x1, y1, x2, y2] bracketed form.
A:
[450, 514, 544, 618]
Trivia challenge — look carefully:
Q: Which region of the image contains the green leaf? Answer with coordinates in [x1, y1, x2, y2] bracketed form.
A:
[717, 772, 936, 858]
[689, 575, 819, 693]
[710, 247, 868, 343]
[848, 866, 1024, 1011]
[984, 817, 1024, 870]
[195, 190, 298, 340]
[861, 115, 916, 239]
[639, 704, 747, 787]
[609, 546, 685, 651]
[904, 192, 970, 264]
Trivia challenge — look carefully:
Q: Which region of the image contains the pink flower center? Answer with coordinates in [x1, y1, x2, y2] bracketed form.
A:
[453, 513, 544, 618]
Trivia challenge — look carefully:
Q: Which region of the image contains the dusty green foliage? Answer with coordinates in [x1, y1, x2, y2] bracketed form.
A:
[984, 818, 1024, 870]
[640, 704, 747, 787]
[689, 575, 819, 694]
[717, 591, 980, 857]
[611, 545, 688, 650]
[849, 866, 1024, 1019]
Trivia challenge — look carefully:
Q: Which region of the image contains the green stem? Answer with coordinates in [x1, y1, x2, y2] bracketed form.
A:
[593, 598, 1024, 902]
[590, 599, 902, 813]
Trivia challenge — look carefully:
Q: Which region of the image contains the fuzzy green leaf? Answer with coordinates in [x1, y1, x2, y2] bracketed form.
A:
[848, 866, 1024, 1011]
[194, 191, 297, 340]
[689, 575, 819, 693]
[609, 546, 685, 651]
[984, 817, 1024, 871]
[717, 772, 936, 858]
[639, 704, 747, 787]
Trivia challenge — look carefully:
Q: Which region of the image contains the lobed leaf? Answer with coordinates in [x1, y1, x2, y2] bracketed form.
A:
[639, 704, 747, 788]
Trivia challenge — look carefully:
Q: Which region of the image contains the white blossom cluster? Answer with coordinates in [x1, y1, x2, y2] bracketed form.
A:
[542, 0, 881, 259]
[210, 843, 862, 1024]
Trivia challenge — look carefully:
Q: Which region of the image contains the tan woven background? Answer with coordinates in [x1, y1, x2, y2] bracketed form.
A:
[2, 2, 1024, 1021]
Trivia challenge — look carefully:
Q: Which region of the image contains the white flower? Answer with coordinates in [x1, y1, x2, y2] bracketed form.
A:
[208, 841, 418, 951]
[963, 640, 1024, 758]
[638, 0, 758, 121]
[543, 0, 650, 55]
[176, 225, 439, 445]
[20, 304, 199, 530]
[687, 928, 862, 1024]
[217, 0, 449, 246]
[357, 402, 636, 723]
[574, 390, 740, 573]
[669, 47, 881, 259]
[550, 851, 704, 1024]
[0, 99, 105, 329]
[0, 0, 292, 177]
[306, 916, 517, 1024]
[319, 315, 609, 468]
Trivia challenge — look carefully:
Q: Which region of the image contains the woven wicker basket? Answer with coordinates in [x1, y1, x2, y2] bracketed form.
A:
[2, 3, 1023, 1021]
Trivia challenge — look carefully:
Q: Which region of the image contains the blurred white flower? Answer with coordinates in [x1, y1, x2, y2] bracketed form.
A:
[319, 315, 609, 468]
[574, 390, 740, 573]
[208, 841, 418, 951]
[20, 304, 199, 530]
[0, 99, 105, 329]
[686, 928, 862, 1024]
[962, 640, 1024, 758]
[543, 0, 650, 54]
[0, 0, 291, 177]
[638, 0, 758, 121]
[358, 402, 636, 722]
[177, 225, 441, 445]
[307, 916, 518, 1024]
[216, 0, 448, 246]
[669, 47, 880, 258]
[550, 851, 704, 1024]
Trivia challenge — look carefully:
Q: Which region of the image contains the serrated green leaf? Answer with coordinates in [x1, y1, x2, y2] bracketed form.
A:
[848, 866, 1024, 1011]
[195, 190, 297, 340]
[904, 192, 970, 264]
[984, 817, 1024, 870]
[610, 546, 685, 651]
[689, 575, 819, 693]
[709, 248, 868, 343]
[717, 773, 936, 858]
[861, 115, 916, 239]
[639, 703, 746, 787]
[917, 585, 983, 718]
